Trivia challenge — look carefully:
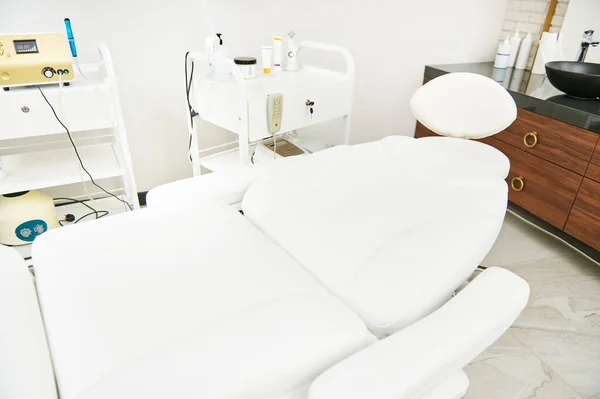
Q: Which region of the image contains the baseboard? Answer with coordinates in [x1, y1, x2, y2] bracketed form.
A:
[508, 203, 600, 263]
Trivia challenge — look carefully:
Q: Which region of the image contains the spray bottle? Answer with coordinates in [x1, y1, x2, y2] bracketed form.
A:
[207, 33, 230, 82]
[507, 30, 521, 68]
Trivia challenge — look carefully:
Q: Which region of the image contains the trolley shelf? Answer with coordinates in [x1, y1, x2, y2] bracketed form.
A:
[0, 144, 123, 196]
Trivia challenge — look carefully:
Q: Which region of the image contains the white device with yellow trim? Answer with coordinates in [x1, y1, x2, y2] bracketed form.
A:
[0, 33, 74, 89]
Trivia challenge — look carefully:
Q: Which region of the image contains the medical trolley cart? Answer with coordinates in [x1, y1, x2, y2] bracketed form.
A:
[186, 41, 355, 175]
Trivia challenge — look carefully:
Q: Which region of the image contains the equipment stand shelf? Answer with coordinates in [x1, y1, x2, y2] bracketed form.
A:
[0, 44, 139, 263]
[187, 41, 355, 175]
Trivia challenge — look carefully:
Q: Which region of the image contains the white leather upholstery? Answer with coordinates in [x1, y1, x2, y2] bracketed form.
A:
[420, 370, 469, 399]
[308, 267, 529, 399]
[0, 245, 57, 399]
[1, 70, 528, 399]
[243, 136, 510, 337]
[147, 157, 298, 208]
[79, 294, 373, 399]
[146, 165, 258, 208]
[411, 72, 517, 139]
[32, 204, 374, 399]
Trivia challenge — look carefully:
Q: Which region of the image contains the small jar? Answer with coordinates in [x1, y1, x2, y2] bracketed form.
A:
[234, 57, 257, 79]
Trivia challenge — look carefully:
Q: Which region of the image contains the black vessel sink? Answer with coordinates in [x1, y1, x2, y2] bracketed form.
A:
[545, 61, 600, 99]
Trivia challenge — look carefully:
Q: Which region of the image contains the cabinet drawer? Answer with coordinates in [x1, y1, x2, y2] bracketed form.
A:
[586, 140, 600, 183]
[0, 84, 115, 140]
[248, 77, 352, 142]
[565, 178, 600, 250]
[496, 108, 598, 175]
[490, 137, 582, 229]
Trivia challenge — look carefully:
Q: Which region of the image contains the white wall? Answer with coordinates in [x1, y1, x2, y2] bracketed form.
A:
[2, 0, 508, 191]
[500, 0, 551, 68]
[550, 0, 570, 34]
[558, 0, 600, 63]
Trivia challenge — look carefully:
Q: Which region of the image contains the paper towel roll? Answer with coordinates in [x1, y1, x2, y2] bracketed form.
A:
[532, 32, 558, 75]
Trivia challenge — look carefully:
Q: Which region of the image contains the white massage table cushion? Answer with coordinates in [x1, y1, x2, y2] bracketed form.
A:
[410, 72, 517, 139]
[0, 246, 57, 399]
[243, 136, 510, 337]
[32, 204, 375, 399]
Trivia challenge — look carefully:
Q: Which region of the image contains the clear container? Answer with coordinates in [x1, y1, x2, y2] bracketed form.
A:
[234, 57, 257, 79]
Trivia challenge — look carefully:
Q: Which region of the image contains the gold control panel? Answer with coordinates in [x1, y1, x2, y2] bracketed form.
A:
[0, 33, 74, 88]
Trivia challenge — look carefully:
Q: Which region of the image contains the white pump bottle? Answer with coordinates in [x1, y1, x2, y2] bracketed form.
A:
[284, 31, 299, 71]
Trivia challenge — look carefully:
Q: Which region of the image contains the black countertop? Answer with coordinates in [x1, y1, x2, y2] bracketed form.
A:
[425, 62, 600, 134]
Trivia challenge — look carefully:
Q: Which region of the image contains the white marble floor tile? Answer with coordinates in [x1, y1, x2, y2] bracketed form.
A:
[481, 213, 573, 268]
[511, 327, 600, 398]
[504, 254, 600, 287]
[514, 278, 600, 336]
[465, 330, 583, 399]
[472, 210, 600, 398]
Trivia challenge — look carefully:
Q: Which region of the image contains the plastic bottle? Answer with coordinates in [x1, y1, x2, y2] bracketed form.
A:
[508, 30, 521, 68]
[494, 37, 512, 69]
[210, 33, 231, 82]
[515, 33, 533, 70]
[273, 36, 283, 72]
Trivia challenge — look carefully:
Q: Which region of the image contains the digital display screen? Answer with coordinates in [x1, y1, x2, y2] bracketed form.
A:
[14, 39, 39, 54]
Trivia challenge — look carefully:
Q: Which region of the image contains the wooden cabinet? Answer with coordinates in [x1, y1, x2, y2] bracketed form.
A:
[491, 138, 582, 229]
[565, 178, 600, 249]
[587, 140, 600, 183]
[497, 109, 598, 175]
[415, 121, 437, 138]
[416, 74, 600, 253]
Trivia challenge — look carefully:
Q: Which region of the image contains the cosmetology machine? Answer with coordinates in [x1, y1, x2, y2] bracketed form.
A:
[0, 19, 80, 91]
[185, 33, 355, 175]
[0, 32, 74, 90]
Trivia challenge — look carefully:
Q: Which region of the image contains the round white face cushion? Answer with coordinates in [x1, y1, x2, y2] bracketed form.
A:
[410, 72, 517, 139]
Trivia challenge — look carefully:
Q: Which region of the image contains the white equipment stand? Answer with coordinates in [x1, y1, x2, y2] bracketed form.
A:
[187, 41, 355, 175]
[0, 44, 139, 259]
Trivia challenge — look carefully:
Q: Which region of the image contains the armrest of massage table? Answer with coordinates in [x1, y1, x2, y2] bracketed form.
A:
[146, 157, 298, 209]
[0, 245, 57, 399]
[308, 267, 529, 399]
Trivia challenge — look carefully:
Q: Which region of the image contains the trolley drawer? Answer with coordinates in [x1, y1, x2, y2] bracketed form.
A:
[0, 83, 115, 140]
[247, 76, 352, 142]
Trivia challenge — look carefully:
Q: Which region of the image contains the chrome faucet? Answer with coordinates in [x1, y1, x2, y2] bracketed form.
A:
[576, 30, 599, 62]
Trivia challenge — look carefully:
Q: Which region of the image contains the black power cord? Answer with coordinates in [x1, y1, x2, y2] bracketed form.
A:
[75, 210, 109, 223]
[54, 197, 100, 217]
[37, 86, 133, 211]
[54, 197, 110, 226]
[185, 52, 199, 163]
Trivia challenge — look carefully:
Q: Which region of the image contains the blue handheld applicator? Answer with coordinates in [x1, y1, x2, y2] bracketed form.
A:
[64, 18, 77, 57]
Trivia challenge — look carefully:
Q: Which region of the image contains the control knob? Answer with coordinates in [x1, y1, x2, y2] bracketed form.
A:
[42, 67, 55, 79]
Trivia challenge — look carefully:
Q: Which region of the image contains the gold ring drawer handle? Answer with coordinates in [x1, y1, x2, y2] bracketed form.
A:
[511, 176, 525, 192]
[523, 131, 538, 148]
